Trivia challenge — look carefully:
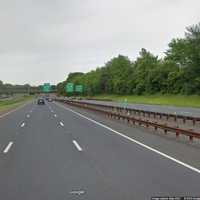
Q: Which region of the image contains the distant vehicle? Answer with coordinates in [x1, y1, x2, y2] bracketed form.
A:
[37, 98, 45, 105]
[47, 98, 53, 102]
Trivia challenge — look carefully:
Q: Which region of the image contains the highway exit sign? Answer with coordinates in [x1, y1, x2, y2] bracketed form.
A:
[42, 83, 51, 93]
[65, 83, 74, 93]
[75, 85, 83, 93]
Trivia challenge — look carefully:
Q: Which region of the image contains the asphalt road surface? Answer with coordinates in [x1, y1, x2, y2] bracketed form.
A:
[0, 100, 200, 200]
[80, 99, 200, 118]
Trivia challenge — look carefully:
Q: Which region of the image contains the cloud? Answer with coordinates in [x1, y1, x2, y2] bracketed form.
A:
[0, 0, 199, 85]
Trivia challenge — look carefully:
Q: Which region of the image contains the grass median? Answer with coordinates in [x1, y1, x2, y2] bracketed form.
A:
[0, 95, 34, 113]
[89, 94, 200, 108]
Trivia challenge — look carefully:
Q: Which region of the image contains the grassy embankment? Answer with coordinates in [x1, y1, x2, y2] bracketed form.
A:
[90, 94, 200, 108]
[0, 95, 34, 113]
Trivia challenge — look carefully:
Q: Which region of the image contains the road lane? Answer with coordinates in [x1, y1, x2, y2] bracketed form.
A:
[0, 101, 35, 153]
[0, 100, 200, 199]
[51, 101, 200, 198]
[0, 101, 121, 200]
[54, 101, 200, 168]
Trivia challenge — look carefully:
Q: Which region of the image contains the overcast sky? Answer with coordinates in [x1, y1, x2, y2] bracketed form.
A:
[0, 0, 199, 85]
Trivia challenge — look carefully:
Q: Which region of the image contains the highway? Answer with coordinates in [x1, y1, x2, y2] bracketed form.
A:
[0, 100, 200, 199]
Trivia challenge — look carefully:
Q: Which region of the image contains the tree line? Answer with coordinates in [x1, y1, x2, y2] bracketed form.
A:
[0, 81, 40, 95]
[57, 23, 200, 96]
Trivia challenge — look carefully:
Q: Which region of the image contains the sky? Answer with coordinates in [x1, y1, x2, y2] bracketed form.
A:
[0, 0, 200, 86]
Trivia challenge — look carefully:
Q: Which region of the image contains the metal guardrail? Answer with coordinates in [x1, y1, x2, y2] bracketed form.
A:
[75, 101, 200, 125]
[56, 99, 200, 141]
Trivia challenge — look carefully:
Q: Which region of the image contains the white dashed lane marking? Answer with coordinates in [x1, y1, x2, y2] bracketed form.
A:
[3, 142, 14, 154]
[59, 122, 64, 127]
[73, 140, 83, 152]
[20, 122, 25, 128]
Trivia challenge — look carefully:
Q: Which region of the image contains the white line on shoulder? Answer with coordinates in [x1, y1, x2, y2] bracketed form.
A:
[55, 102, 200, 174]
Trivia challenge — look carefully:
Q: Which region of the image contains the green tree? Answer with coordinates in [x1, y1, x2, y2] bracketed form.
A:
[104, 55, 133, 94]
[132, 48, 160, 94]
[166, 23, 200, 94]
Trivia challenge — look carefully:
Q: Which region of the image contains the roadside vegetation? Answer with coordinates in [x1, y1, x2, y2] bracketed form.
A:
[0, 95, 34, 113]
[57, 22, 200, 107]
[0, 81, 41, 94]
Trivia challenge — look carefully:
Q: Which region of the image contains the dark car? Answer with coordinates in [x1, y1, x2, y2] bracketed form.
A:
[37, 98, 45, 105]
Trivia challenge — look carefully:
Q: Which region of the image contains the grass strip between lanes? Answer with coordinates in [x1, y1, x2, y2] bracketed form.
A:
[89, 94, 200, 108]
[0, 95, 34, 113]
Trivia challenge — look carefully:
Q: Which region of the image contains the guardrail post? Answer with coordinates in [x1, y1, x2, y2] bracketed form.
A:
[174, 116, 177, 122]
[176, 131, 180, 138]
[189, 135, 193, 141]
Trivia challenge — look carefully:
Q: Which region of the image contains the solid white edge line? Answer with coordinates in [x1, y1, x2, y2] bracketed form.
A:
[73, 140, 83, 151]
[59, 121, 64, 126]
[3, 142, 14, 154]
[55, 102, 200, 174]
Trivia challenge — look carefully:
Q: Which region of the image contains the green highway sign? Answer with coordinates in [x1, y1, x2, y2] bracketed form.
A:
[65, 83, 74, 93]
[42, 83, 51, 93]
[75, 85, 83, 93]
